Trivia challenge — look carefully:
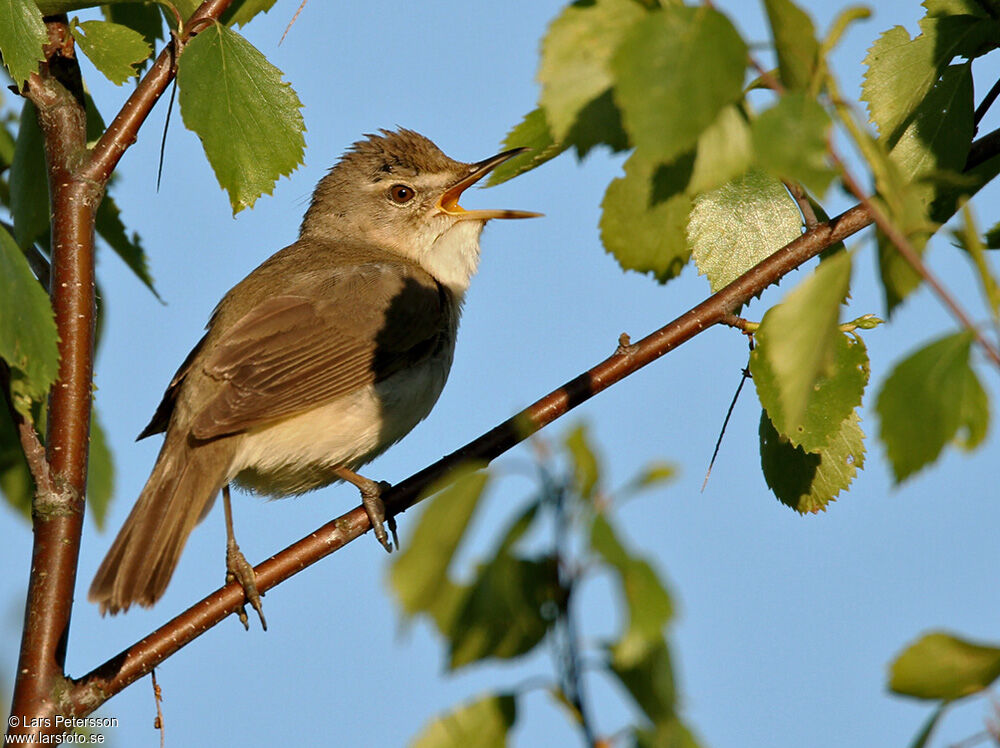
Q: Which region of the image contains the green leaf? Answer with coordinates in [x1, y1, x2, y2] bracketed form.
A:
[101, 2, 164, 51]
[411, 693, 516, 748]
[86, 411, 114, 530]
[759, 409, 865, 513]
[0, 0, 47, 87]
[222, 0, 279, 27]
[763, 0, 820, 90]
[890, 631, 1000, 700]
[538, 0, 646, 142]
[750, 251, 857, 448]
[176, 22, 305, 213]
[752, 92, 835, 197]
[10, 101, 50, 250]
[629, 461, 678, 493]
[0, 226, 59, 414]
[600, 149, 692, 283]
[609, 637, 678, 727]
[448, 554, 562, 669]
[95, 195, 159, 300]
[70, 20, 152, 86]
[564, 423, 600, 500]
[686, 104, 752, 195]
[876, 331, 989, 482]
[613, 6, 747, 164]
[861, 15, 996, 142]
[688, 169, 802, 292]
[634, 720, 704, 748]
[389, 464, 489, 618]
[952, 204, 1000, 318]
[487, 109, 566, 187]
[591, 514, 673, 665]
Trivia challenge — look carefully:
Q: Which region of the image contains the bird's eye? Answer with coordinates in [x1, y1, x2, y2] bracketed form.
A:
[389, 184, 415, 204]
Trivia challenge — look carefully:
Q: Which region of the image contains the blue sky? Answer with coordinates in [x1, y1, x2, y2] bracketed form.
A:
[3, 2, 999, 746]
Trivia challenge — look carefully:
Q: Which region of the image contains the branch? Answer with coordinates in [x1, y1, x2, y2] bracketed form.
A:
[66, 200, 874, 714]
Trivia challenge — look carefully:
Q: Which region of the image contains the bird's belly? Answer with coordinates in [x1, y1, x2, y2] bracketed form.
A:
[228, 354, 452, 496]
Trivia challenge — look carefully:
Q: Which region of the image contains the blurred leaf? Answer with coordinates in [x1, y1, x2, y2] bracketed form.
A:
[411, 693, 516, 748]
[564, 423, 600, 500]
[86, 411, 113, 530]
[600, 149, 692, 283]
[763, 0, 820, 91]
[630, 461, 678, 492]
[0, 0, 47, 87]
[686, 104, 752, 195]
[890, 631, 1000, 700]
[538, 0, 646, 141]
[0, 406, 32, 522]
[10, 101, 49, 250]
[862, 14, 996, 142]
[389, 464, 489, 618]
[952, 204, 1000, 317]
[613, 6, 747, 164]
[591, 514, 673, 664]
[986, 220, 1000, 249]
[176, 22, 305, 213]
[759, 409, 865, 513]
[0, 226, 59, 414]
[95, 195, 159, 300]
[750, 251, 859, 449]
[222, 0, 279, 27]
[494, 499, 541, 557]
[634, 720, 703, 748]
[688, 169, 802, 292]
[822, 6, 873, 55]
[448, 554, 562, 669]
[752, 92, 835, 197]
[609, 637, 677, 727]
[877, 331, 989, 482]
[70, 19, 151, 86]
[877, 64, 974, 315]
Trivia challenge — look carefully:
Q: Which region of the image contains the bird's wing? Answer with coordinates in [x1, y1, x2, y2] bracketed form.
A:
[188, 261, 451, 440]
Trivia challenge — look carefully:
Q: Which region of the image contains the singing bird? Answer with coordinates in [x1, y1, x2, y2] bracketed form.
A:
[90, 129, 540, 627]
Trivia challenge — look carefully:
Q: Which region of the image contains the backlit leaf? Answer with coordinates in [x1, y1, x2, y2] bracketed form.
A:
[890, 631, 1000, 700]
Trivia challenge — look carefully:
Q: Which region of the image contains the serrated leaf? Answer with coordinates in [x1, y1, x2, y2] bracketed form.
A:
[613, 6, 747, 164]
[688, 169, 802, 292]
[752, 92, 835, 197]
[101, 2, 164, 50]
[71, 20, 151, 86]
[750, 251, 857, 446]
[760, 409, 865, 513]
[925, 0, 991, 16]
[763, 0, 820, 91]
[95, 195, 159, 299]
[0, 0, 47, 87]
[591, 514, 673, 665]
[609, 637, 678, 727]
[389, 464, 489, 618]
[538, 0, 646, 142]
[861, 16, 996, 142]
[686, 104, 752, 195]
[176, 22, 305, 213]
[600, 149, 692, 282]
[890, 631, 1000, 700]
[411, 693, 516, 748]
[877, 331, 989, 482]
[0, 226, 59, 413]
[10, 101, 49, 250]
[87, 411, 113, 530]
[447, 554, 562, 669]
[222, 0, 279, 27]
[487, 109, 566, 187]
[564, 423, 600, 500]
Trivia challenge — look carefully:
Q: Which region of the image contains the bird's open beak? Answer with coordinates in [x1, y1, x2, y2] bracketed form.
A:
[436, 147, 543, 221]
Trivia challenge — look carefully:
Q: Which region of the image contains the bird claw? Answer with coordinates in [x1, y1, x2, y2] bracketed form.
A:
[226, 540, 267, 631]
[360, 480, 396, 553]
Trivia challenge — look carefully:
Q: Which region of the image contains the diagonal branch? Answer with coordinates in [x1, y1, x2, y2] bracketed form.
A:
[67, 201, 874, 714]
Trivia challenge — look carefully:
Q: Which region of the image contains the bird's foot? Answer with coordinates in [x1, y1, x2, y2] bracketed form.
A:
[226, 538, 267, 631]
[334, 467, 399, 552]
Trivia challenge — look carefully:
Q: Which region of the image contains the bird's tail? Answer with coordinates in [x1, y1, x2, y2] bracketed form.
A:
[89, 432, 233, 615]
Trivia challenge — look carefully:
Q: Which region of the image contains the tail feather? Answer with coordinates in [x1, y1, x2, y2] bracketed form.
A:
[89, 433, 233, 614]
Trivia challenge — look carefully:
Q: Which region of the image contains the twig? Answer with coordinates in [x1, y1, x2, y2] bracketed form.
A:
[974, 77, 1000, 129]
[702, 347, 753, 493]
[150, 669, 165, 748]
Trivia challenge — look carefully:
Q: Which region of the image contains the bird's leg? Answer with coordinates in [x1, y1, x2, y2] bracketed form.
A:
[333, 467, 398, 553]
[222, 484, 267, 631]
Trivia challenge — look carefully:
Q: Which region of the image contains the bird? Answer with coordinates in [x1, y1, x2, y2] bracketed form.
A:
[89, 129, 540, 628]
